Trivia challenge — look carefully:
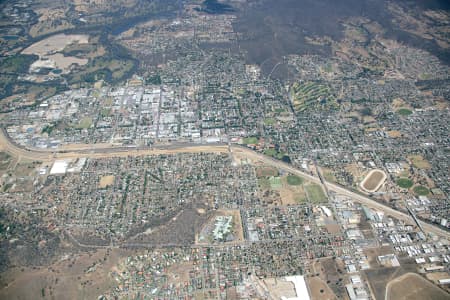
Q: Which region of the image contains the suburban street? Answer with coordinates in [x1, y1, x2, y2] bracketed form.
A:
[1, 127, 449, 239]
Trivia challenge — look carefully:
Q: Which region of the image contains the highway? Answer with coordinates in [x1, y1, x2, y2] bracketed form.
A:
[1, 128, 448, 239]
[0, 128, 228, 160]
[231, 146, 450, 238]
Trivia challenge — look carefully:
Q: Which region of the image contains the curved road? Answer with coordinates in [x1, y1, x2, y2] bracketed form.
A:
[1, 128, 448, 238]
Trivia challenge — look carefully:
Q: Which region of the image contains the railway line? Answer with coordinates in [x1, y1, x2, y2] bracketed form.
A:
[1, 127, 448, 239]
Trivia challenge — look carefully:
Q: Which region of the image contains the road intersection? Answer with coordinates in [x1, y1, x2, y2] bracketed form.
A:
[1, 128, 448, 239]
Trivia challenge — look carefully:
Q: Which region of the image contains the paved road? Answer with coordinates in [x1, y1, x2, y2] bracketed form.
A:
[232, 146, 450, 239]
[0, 128, 228, 160]
[1, 128, 448, 238]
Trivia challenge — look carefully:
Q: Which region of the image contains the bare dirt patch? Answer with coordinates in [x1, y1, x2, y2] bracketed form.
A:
[345, 163, 363, 181]
[426, 272, 450, 284]
[98, 175, 115, 188]
[387, 130, 403, 138]
[386, 272, 449, 300]
[22, 34, 90, 73]
[364, 267, 401, 300]
[307, 276, 337, 300]
[0, 248, 129, 300]
[23, 34, 89, 56]
[408, 155, 431, 169]
[264, 277, 297, 299]
[255, 166, 278, 177]
[279, 185, 307, 205]
[363, 246, 395, 268]
[392, 98, 412, 110]
[311, 258, 346, 299]
[30, 8, 74, 37]
[166, 261, 194, 285]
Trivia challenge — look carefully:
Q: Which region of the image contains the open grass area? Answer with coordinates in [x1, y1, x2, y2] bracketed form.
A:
[264, 118, 276, 125]
[291, 81, 336, 112]
[408, 155, 431, 169]
[286, 175, 303, 186]
[100, 108, 111, 117]
[396, 108, 413, 116]
[258, 178, 271, 189]
[67, 57, 135, 85]
[255, 166, 279, 178]
[322, 168, 336, 182]
[396, 177, 413, 189]
[295, 194, 308, 203]
[305, 184, 327, 203]
[274, 108, 286, 113]
[242, 137, 259, 144]
[76, 117, 93, 129]
[264, 148, 286, 160]
[0, 152, 12, 171]
[264, 148, 277, 156]
[413, 185, 429, 196]
[269, 177, 282, 189]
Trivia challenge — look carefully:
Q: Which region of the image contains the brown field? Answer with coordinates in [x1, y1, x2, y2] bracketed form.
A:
[227, 209, 245, 242]
[426, 273, 450, 294]
[345, 163, 362, 180]
[363, 246, 422, 300]
[364, 267, 401, 300]
[408, 155, 431, 169]
[98, 175, 115, 188]
[279, 185, 307, 205]
[435, 99, 449, 110]
[321, 167, 336, 182]
[166, 262, 194, 285]
[22, 33, 91, 73]
[0, 248, 129, 300]
[255, 166, 279, 178]
[361, 170, 386, 192]
[307, 276, 337, 300]
[29, 54, 88, 74]
[364, 246, 396, 268]
[310, 258, 346, 299]
[22, 34, 89, 56]
[362, 116, 377, 125]
[426, 272, 450, 284]
[29, 8, 74, 37]
[325, 224, 341, 234]
[387, 130, 402, 138]
[391, 98, 412, 110]
[387, 273, 449, 300]
[264, 277, 297, 299]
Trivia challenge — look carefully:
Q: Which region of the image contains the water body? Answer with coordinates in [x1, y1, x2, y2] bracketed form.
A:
[2, 35, 19, 40]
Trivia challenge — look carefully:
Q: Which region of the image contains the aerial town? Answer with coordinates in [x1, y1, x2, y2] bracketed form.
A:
[0, 0, 449, 299]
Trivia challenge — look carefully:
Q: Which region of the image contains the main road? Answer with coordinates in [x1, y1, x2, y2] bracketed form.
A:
[1, 128, 448, 238]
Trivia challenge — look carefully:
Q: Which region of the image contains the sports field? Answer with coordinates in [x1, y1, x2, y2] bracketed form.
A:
[361, 169, 386, 192]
